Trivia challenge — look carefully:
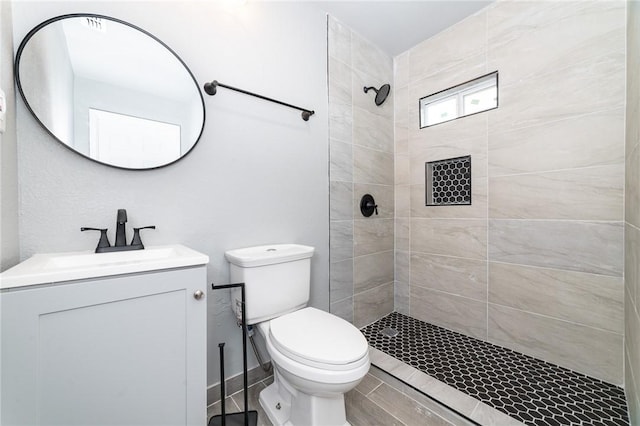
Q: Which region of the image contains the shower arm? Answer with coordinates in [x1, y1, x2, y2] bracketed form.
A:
[203, 80, 315, 121]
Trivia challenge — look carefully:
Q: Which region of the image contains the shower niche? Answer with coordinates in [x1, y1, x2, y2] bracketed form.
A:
[425, 155, 471, 206]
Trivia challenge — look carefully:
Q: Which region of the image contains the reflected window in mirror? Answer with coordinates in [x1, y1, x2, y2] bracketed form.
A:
[89, 109, 181, 169]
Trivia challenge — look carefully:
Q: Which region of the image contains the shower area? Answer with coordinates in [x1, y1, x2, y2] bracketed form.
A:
[328, 1, 638, 425]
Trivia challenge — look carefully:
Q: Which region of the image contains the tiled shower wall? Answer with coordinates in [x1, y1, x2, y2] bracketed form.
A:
[625, 1, 640, 423]
[328, 17, 395, 328]
[394, 0, 626, 385]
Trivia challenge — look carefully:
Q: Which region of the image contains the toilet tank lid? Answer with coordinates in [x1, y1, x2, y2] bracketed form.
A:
[225, 244, 314, 267]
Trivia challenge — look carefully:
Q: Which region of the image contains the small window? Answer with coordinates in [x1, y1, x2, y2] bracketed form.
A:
[420, 71, 498, 128]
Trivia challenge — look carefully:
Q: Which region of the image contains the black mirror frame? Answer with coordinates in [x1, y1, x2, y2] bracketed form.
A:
[14, 13, 206, 171]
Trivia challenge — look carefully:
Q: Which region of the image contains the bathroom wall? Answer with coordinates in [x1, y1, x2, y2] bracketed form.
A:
[10, 0, 329, 390]
[625, 1, 640, 422]
[328, 16, 395, 328]
[0, 0, 19, 272]
[395, 0, 626, 384]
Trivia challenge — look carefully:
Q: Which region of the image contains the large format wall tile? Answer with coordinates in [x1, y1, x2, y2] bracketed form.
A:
[354, 282, 394, 328]
[489, 165, 624, 221]
[328, 101, 353, 143]
[488, 304, 623, 384]
[487, 0, 625, 85]
[330, 296, 353, 324]
[352, 32, 393, 83]
[354, 250, 394, 294]
[625, 293, 640, 402]
[395, 218, 410, 252]
[409, 11, 487, 84]
[354, 218, 394, 256]
[489, 262, 623, 333]
[330, 259, 353, 304]
[489, 219, 623, 277]
[411, 286, 487, 340]
[395, 153, 410, 186]
[627, 144, 640, 228]
[490, 52, 625, 132]
[353, 107, 393, 153]
[411, 218, 487, 260]
[330, 180, 353, 221]
[329, 58, 352, 105]
[488, 108, 624, 176]
[625, 353, 640, 426]
[330, 220, 353, 263]
[395, 250, 410, 284]
[396, 184, 410, 218]
[353, 145, 394, 185]
[394, 85, 408, 131]
[330, 139, 352, 182]
[627, 5, 640, 419]
[626, 223, 640, 308]
[328, 16, 351, 65]
[411, 253, 487, 301]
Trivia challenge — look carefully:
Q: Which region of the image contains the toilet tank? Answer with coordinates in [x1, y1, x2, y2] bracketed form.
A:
[225, 244, 314, 325]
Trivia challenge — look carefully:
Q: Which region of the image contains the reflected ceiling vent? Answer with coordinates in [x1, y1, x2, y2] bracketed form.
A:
[82, 17, 106, 33]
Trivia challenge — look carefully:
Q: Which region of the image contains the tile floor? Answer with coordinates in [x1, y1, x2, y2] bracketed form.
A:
[362, 312, 630, 426]
[206, 366, 477, 426]
[207, 312, 630, 426]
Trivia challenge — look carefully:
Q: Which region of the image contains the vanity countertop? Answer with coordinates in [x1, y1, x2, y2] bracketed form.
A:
[0, 244, 209, 290]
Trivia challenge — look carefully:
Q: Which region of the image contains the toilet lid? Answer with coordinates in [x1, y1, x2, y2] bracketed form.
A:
[269, 307, 368, 366]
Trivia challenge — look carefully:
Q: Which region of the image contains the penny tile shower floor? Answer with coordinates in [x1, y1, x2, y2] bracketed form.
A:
[361, 312, 629, 426]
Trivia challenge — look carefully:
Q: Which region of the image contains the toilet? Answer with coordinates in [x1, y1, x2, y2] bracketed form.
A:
[225, 244, 370, 426]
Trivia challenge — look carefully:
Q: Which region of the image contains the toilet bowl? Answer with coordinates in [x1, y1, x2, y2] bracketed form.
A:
[257, 308, 369, 426]
[224, 244, 370, 426]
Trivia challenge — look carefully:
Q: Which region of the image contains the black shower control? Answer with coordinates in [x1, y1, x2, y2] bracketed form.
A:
[360, 194, 378, 217]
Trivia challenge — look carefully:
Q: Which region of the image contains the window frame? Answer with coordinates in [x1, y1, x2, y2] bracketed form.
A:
[419, 71, 499, 128]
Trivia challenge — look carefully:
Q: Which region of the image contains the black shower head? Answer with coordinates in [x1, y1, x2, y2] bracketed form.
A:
[364, 83, 391, 106]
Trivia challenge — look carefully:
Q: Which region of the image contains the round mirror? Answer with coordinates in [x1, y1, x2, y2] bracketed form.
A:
[15, 14, 205, 170]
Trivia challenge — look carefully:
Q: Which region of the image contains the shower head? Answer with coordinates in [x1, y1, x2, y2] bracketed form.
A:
[364, 83, 391, 106]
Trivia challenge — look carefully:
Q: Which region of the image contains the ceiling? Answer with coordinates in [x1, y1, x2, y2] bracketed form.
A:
[313, 1, 493, 57]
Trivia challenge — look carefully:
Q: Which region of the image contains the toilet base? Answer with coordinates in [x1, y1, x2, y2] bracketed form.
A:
[259, 373, 350, 426]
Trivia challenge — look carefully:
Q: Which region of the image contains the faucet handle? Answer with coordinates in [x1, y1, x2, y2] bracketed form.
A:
[117, 209, 127, 223]
[131, 226, 156, 249]
[81, 227, 111, 252]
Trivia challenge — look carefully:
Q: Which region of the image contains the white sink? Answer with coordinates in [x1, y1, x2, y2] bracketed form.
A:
[0, 245, 209, 290]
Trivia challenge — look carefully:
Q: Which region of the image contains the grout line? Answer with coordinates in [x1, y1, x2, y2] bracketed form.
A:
[487, 162, 624, 179]
[487, 302, 623, 336]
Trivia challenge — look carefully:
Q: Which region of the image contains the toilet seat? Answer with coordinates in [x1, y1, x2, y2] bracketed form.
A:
[267, 307, 368, 371]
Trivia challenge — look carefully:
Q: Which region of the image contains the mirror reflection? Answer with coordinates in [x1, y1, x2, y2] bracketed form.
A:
[15, 14, 205, 170]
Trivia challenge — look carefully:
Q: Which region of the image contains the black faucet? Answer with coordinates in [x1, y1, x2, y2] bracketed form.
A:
[81, 209, 155, 253]
[115, 209, 127, 247]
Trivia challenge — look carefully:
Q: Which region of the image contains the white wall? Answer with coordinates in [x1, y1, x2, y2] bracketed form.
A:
[11, 0, 329, 389]
[1, 0, 19, 272]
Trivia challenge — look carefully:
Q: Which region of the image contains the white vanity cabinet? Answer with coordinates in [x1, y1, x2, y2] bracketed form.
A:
[1, 265, 207, 425]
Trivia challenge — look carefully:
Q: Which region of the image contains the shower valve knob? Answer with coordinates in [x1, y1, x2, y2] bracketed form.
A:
[360, 194, 378, 217]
